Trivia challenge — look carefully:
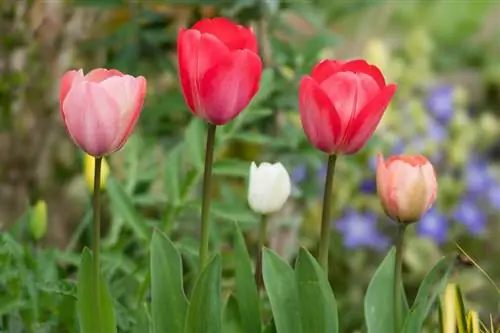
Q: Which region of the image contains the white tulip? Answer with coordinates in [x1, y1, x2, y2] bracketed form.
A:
[248, 162, 291, 214]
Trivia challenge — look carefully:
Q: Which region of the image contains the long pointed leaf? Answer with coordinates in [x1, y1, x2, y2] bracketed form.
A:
[77, 248, 117, 333]
[295, 248, 338, 333]
[233, 223, 261, 333]
[262, 249, 302, 333]
[184, 255, 222, 333]
[151, 230, 188, 333]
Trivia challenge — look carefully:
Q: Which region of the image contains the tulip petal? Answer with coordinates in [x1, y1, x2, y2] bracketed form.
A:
[376, 154, 396, 216]
[299, 76, 342, 153]
[85, 68, 124, 82]
[342, 84, 396, 154]
[193, 17, 258, 53]
[310, 59, 344, 84]
[62, 82, 121, 157]
[198, 49, 262, 125]
[341, 59, 386, 88]
[59, 69, 84, 116]
[177, 29, 230, 118]
[99, 75, 147, 152]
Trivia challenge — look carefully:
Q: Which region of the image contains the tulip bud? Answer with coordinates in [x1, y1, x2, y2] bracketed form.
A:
[248, 162, 291, 214]
[84, 154, 110, 192]
[29, 200, 48, 241]
[376, 154, 437, 224]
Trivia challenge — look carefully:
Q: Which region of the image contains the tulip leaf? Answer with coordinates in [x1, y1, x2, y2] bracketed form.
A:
[222, 294, 243, 333]
[213, 159, 250, 178]
[184, 255, 222, 333]
[150, 230, 187, 333]
[263, 248, 302, 333]
[295, 248, 339, 333]
[439, 283, 468, 333]
[364, 247, 409, 333]
[233, 223, 261, 333]
[77, 248, 117, 333]
[106, 177, 149, 242]
[184, 118, 205, 171]
[402, 256, 454, 333]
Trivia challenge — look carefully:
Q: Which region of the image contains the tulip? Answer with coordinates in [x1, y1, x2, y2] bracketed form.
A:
[299, 59, 397, 155]
[376, 154, 437, 224]
[248, 162, 291, 214]
[177, 17, 262, 125]
[59, 68, 147, 157]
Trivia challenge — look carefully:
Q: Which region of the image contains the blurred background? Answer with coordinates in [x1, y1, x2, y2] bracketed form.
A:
[0, 0, 499, 332]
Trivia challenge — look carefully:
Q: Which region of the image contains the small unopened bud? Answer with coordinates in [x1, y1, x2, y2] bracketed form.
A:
[84, 153, 110, 192]
[248, 162, 291, 214]
[376, 154, 437, 224]
[29, 200, 47, 241]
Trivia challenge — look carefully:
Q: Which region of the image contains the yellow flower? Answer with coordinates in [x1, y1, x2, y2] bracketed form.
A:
[84, 154, 110, 192]
[29, 200, 47, 241]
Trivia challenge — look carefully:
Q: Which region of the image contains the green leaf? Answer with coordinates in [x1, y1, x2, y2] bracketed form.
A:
[210, 202, 258, 225]
[402, 257, 454, 333]
[164, 145, 183, 205]
[439, 283, 468, 333]
[364, 248, 409, 333]
[295, 248, 338, 333]
[184, 118, 205, 171]
[150, 230, 188, 333]
[106, 178, 149, 241]
[233, 223, 261, 333]
[184, 255, 222, 333]
[262, 249, 302, 333]
[213, 159, 250, 178]
[222, 295, 243, 333]
[232, 132, 272, 145]
[77, 248, 117, 333]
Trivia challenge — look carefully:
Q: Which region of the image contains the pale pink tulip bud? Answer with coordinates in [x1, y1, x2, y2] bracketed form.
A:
[376, 154, 437, 224]
[59, 68, 147, 157]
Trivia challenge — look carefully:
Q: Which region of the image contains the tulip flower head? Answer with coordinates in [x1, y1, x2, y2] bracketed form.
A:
[376, 154, 437, 224]
[59, 68, 147, 157]
[177, 17, 263, 125]
[248, 162, 291, 214]
[299, 59, 397, 155]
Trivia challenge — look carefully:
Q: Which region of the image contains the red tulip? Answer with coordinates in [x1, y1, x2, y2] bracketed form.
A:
[299, 59, 396, 155]
[177, 17, 262, 125]
[59, 68, 147, 157]
[376, 154, 437, 224]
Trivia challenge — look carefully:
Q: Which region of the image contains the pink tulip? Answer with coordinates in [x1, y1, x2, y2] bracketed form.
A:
[177, 17, 262, 125]
[299, 59, 396, 155]
[59, 68, 147, 157]
[376, 154, 438, 224]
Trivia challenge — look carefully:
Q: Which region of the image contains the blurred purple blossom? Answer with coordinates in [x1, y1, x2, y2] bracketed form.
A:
[427, 119, 447, 142]
[360, 178, 376, 193]
[291, 165, 307, 184]
[487, 184, 500, 209]
[425, 85, 454, 124]
[416, 208, 448, 244]
[336, 210, 389, 250]
[465, 159, 493, 195]
[453, 199, 487, 235]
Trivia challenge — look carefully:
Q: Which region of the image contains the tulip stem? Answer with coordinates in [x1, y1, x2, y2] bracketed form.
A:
[199, 124, 217, 271]
[92, 157, 102, 314]
[318, 154, 337, 274]
[394, 224, 407, 333]
[255, 214, 267, 290]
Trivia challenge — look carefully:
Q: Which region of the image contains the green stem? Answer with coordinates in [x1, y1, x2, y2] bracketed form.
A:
[199, 124, 217, 270]
[394, 224, 407, 333]
[318, 154, 337, 273]
[255, 214, 267, 290]
[92, 157, 102, 321]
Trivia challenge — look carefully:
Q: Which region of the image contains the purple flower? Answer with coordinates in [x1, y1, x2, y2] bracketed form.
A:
[452, 199, 487, 235]
[425, 85, 454, 124]
[291, 165, 307, 185]
[465, 159, 493, 195]
[487, 184, 500, 209]
[336, 210, 389, 250]
[360, 178, 376, 193]
[416, 208, 448, 244]
[427, 119, 447, 142]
